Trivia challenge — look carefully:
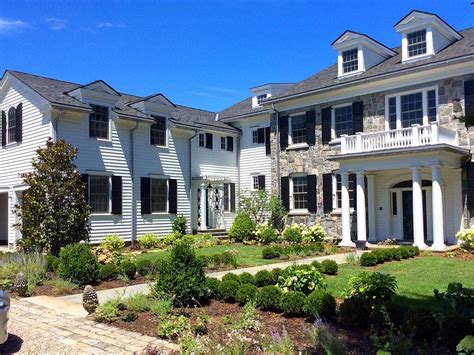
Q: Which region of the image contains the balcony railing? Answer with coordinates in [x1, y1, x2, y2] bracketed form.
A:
[340, 122, 459, 154]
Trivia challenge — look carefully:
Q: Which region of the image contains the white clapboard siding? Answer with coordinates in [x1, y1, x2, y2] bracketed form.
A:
[134, 124, 191, 237]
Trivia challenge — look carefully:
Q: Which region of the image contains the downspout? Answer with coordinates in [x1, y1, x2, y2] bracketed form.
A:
[53, 108, 63, 142]
[272, 103, 281, 196]
[130, 120, 140, 246]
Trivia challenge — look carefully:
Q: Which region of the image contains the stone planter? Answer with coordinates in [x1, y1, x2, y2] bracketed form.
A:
[355, 240, 367, 250]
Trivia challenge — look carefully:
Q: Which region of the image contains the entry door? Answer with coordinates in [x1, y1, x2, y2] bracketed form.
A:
[402, 190, 427, 241]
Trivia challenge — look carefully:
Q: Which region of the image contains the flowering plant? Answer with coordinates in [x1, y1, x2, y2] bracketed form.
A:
[302, 224, 327, 243]
[254, 223, 279, 244]
[456, 229, 474, 252]
[277, 266, 326, 294]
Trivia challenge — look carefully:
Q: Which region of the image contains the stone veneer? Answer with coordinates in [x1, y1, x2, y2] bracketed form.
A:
[270, 73, 474, 239]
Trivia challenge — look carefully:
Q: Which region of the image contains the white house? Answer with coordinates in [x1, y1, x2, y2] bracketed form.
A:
[1, 9, 473, 251]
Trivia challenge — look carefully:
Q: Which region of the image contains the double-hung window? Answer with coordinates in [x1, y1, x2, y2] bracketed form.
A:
[290, 114, 306, 145]
[401, 92, 423, 127]
[342, 48, 358, 74]
[151, 178, 167, 213]
[220, 137, 226, 150]
[7, 107, 16, 144]
[89, 175, 110, 213]
[252, 130, 258, 144]
[257, 94, 267, 105]
[223, 183, 230, 212]
[89, 104, 109, 139]
[407, 29, 427, 58]
[292, 176, 308, 210]
[334, 105, 353, 137]
[198, 133, 205, 147]
[150, 115, 166, 146]
[334, 174, 356, 210]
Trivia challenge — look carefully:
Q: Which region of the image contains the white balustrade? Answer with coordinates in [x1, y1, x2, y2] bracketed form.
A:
[340, 122, 459, 154]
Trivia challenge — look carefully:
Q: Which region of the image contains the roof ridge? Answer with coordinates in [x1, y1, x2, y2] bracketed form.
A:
[6, 69, 82, 87]
[175, 104, 216, 114]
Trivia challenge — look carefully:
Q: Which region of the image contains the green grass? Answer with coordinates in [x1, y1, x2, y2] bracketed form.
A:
[134, 244, 280, 267]
[326, 256, 474, 310]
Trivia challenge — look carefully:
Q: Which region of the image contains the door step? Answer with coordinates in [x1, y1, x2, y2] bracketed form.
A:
[195, 229, 228, 238]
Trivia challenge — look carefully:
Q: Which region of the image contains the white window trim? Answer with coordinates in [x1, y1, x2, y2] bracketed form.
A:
[89, 173, 112, 215]
[331, 174, 355, 214]
[150, 116, 169, 149]
[384, 86, 438, 131]
[86, 101, 112, 142]
[288, 112, 308, 148]
[220, 136, 226, 150]
[289, 173, 309, 214]
[331, 102, 353, 140]
[223, 183, 231, 212]
[337, 46, 365, 78]
[401, 26, 434, 63]
[251, 174, 261, 191]
[150, 176, 169, 215]
[5, 107, 17, 146]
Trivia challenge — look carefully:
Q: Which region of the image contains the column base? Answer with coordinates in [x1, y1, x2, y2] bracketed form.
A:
[430, 243, 447, 251]
[339, 240, 355, 248]
[413, 242, 428, 250]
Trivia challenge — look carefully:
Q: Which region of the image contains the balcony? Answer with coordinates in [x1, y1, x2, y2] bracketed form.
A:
[340, 122, 459, 155]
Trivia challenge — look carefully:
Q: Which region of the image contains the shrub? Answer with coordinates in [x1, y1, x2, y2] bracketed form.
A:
[94, 298, 121, 323]
[219, 280, 239, 303]
[99, 263, 120, 281]
[279, 291, 306, 316]
[236, 284, 258, 305]
[320, 259, 338, 275]
[344, 271, 397, 306]
[311, 260, 322, 271]
[172, 215, 187, 235]
[256, 285, 282, 311]
[206, 277, 221, 299]
[138, 234, 160, 249]
[403, 309, 438, 341]
[149, 298, 173, 318]
[277, 266, 326, 295]
[45, 278, 79, 296]
[399, 247, 410, 259]
[154, 242, 207, 305]
[58, 243, 99, 286]
[303, 290, 336, 320]
[254, 270, 274, 287]
[100, 234, 125, 254]
[156, 315, 190, 340]
[229, 213, 256, 242]
[239, 272, 255, 285]
[370, 250, 386, 264]
[193, 234, 218, 248]
[262, 246, 281, 259]
[45, 254, 59, 272]
[222, 273, 240, 283]
[434, 282, 474, 317]
[389, 248, 402, 261]
[456, 229, 474, 252]
[339, 297, 370, 328]
[360, 252, 378, 266]
[254, 224, 279, 244]
[136, 259, 154, 276]
[282, 224, 303, 244]
[125, 293, 151, 312]
[271, 268, 283, 284]
[119, 259, 136, 279]
[302, 224, 327, 243]
[457, 335, 474, 354]
[439, 314, 473, 348]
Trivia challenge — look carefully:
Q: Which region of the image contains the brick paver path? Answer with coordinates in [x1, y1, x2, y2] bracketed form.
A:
[1, 298, 177, 354]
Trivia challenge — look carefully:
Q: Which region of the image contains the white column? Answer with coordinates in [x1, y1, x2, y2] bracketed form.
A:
[339, 172, 354, 247]
[431, 165, 446, 250]
[412, 167, 427, 249]
[367, 174, 376, 242]
[356, 171, 367, 241]
[200, 182, 207, 230]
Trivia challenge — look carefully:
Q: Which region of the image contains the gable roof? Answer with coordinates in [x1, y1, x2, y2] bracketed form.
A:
[268, 27, 474, 103]
[3, 70, 237, 132]
[219, 97, 268, 121]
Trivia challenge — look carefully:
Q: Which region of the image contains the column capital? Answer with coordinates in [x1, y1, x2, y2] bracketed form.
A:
[411, 166, 421, 173]
[356, 170, 365, 176]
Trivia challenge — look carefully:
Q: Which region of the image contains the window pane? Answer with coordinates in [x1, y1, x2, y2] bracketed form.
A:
[427, 90, 437, 122]
[253, 176, 259, 190]
[291, 114, 306, 144]
[401, 92, 423, 127]
[151, 179, 167, 212]
[7, 107, 16, 143]
[407, 30, 427, 57]
[342, 48, 358, 73]
[89, 104, 109, 139]
[150, 116, 166, 146]
[335, 174, 355, 209]
[257, 94, 267, 105]
[335, 105, 353, 137]
[252, 130, 258, 144]
[199, 134, 205, 147]
[293, 176, 308, 209]
[223, 183, 229, 211]
[388, 97, 397, 130]
[90, 175, 109, 213]
[221, 137, 226, 150]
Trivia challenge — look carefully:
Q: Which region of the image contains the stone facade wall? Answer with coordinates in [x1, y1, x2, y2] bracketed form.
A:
[270, 73, 474, 238]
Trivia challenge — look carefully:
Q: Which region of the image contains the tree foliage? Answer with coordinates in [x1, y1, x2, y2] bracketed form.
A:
[15, 138, 91, 256]
[239, 189, 286, 230]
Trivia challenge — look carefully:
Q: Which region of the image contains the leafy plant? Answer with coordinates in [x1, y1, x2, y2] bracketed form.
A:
[302, 224, 327, 243]
[339, 297, 370, 329]
[456, 228, 474, 252]
[149, 298, 173, 318]
[58, 243, 99, 286]
[219, 280, 240, 303]
[44, 278, 79, 296]
[262, 246, 282, 259]
[303, 290, 336, 320]
[320, 259, 338, 275]
[236, 284, 258, 305]
[229, 212, 256, 242]
[282, 224, 303, 244]
[45, 254, 60, 272]
[254, 223, 279, 244]
[94, 297, 122, 323]
[98, 263, 120, 281]
[124, 293, 151, 312]
[100, 234, 124, 254]
[222, 273, 240, 283]
[205, 277, 221, 299]
[360, 252, 378, 266]
[457, 335, 474, 354]
[156, 315, 190, 339]
[138, 233, 160, 249]
[119, 259, 136, 279]
[254, 270, 274, 287]
[136, 259, 155, 276]
[239, 272, 255, 285]
[343, 271, 397, 306]
[234, 302, 260, 330]
[309, 316, 346, 355]
[279, 291, 306, 316]
[277, 266, 326, 295]
[15, 139, 91, 256]
[345, 252, 359, 265]
[172, 215, 187, 235]
[256, 285, 282, 311]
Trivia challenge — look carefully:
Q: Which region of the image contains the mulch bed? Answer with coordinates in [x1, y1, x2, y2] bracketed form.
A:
[109, 300, 372, 353]
[423, 250, 474, 261]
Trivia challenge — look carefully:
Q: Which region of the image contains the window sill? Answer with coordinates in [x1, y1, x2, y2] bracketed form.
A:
[330, 208, 355, 216]
[286, 143, 309, 151]
[288, 209, 310, 216]
[153, 144, 169, 149]
[2, 141, 20, 149]
[91, 212, 112, 216]
[329, 138, 342, 146]
[150, 212, 169, 215]
[402, 53, 433, 64]
[89, 136, 112, 142]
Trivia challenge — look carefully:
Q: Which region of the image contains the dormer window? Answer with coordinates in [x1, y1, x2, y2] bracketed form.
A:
[342, 48, 358, 74]
[407, 29, 427, 57]
[257, 94, 267, 105]
[89, 104, 109, 139]
[150, 115, 167, 147]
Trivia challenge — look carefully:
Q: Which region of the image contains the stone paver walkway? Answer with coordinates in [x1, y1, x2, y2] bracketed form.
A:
[61, 251, 361, 304]
[0, 298, 177, 354]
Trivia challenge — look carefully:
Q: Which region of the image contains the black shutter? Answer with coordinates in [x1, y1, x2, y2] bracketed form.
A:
[464, 80, 474, 120]
[205, 133, 213, 149]
[230, 183, 236, 212]
[227, 136, 234, 152]
[265, 126, 271, 155]
[15, 102, 22, 143]
[349, 174, 357, 209]
[306, 110, 316, 146]
[307, 175, 317, 213]
[467, 162, 474, 209]
[111, 176, 122, 215]
[257, 128, 265, 144]
[1, 111, 5, 147]
[279, 116, 288, 150]
[321, 108, 331, 144]
[281, 176, 290, 211]
[141, 177, 151, 214]
[352, 101, 363, 134]
[258, 175, 265, 190]
[168, 179, 177, 214]
[322, 173, 333, 213]
[81, 174, 89, 203]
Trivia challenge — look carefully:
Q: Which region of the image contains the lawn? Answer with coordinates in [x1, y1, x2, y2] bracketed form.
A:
[325, 255, 474, 309]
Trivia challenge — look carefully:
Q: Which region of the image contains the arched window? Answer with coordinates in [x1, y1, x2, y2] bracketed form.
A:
[7, 107, 16, 143]
[392, 180, 432, 188]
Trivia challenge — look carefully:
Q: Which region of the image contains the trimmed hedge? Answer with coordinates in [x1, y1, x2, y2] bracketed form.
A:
[254, 270, 274, 287]
[206, 277, 221, 299]
[256, 285, 282, 311]
[239, 272, 255, 285]
[360, 246, 420, 267]
[236, 284, 258, 305]
[219, 280, 239, 303]
[303, 290, 336, 319]
[262, 242, 324, 260]
[222, 273, 240, 283]
[279, 291, 306, 316]
[321, 259, 338, 275]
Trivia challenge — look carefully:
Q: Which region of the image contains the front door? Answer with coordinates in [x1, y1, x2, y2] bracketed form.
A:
[402, 190, 427, 241]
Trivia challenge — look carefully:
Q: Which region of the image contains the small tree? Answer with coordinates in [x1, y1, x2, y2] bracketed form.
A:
[15, 138, 91, 256]
[239, 189, 286, 230]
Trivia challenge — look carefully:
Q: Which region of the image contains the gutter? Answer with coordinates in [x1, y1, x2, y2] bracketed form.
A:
[130, 120, 140, 246]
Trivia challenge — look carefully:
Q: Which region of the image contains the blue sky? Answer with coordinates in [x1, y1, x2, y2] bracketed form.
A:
[0, 1, 472, 112]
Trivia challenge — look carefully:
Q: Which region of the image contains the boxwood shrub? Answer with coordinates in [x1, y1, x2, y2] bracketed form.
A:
[119, 259, 136, 279]
[136, 259, 154, 276]
[222, 273, 240, 283]
[218, 280, 239, 303]
[256, 285, 282, 311]
[58, 243, 100, 286]
[236, 284, 258, 305]
[205, 277, 221, 299]
[321, 259, 338, 275]
[279, 291, 306, 316]
[239, 272, 255, 285]
[270, 268, 283, 284]
[360, 252, 378, 267]
[254, 270, 274, 287]
[303, 290, 336, 320]
[99, 263, 120, 281]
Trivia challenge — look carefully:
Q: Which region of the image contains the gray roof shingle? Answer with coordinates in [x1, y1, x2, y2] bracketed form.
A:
[219, 97, 268, 120]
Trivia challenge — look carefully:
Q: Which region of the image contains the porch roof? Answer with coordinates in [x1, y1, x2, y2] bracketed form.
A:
[192, 174, 231, 182]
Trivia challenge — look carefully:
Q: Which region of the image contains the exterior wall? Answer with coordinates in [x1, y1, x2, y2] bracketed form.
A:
[271, 72, 474, 239]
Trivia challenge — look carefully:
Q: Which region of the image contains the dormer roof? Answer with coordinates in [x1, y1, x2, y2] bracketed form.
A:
[331, 30, 396, 57]
[126, 93, 176, 107]
[64, 80, 121, 96]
